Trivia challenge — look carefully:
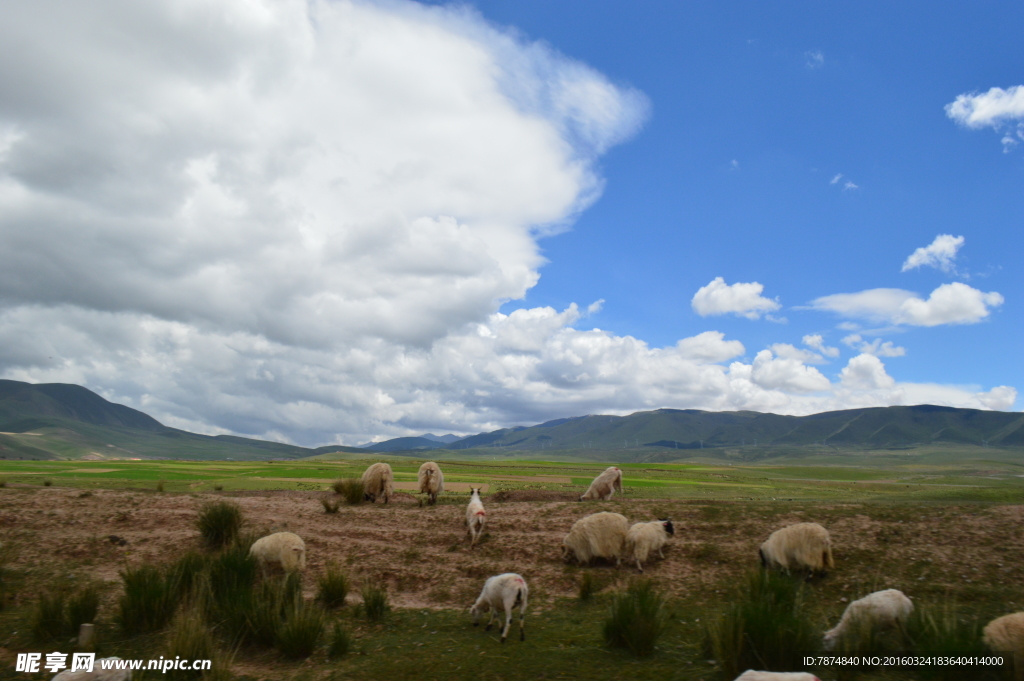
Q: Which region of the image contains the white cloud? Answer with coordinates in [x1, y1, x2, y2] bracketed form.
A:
[751, 349, 831, 393]
[841, 334, 906, 357]
[691, 277, 781, 320]
[674, 331, 745, 363]
[830, 173, 843, 185]
[805, 50, 824, 69]
[802, 334, 839, 359]
[843, 181, 859, 191]
[945, 85, 1024, 128]
[811, 283, 1003, 326]
[839, 354, 896, 390]
[769, 343, 823, 364]
[901, 234, 965, 274]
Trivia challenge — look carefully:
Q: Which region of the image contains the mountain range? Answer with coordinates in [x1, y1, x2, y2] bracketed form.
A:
[1, 379, 1022, 461]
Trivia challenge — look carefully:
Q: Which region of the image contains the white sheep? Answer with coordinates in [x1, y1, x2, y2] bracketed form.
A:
[625, 519, 674, 572]
[361, 462, 394, 504]
[823, 589, 913, 650]
[983, 612, 1024, 681]
[759, 522, 834, 575]
[417, 461, 444, 505]
[733, 672, 821, 681]
[561, 511, 629, 566]
[249, 532, 307, 573]
[52, 658, 131, 680]
[470, 572, 528, 643]
[579, 466, 623, 501]
[466, 487, 486, 548]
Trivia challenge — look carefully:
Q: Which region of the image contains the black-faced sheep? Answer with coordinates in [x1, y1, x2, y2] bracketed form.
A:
[466, 487, 486, 548]
[983, 612, 1024, 681]
[625, 519, 674, 572]
[561, 511, 629, 566]
[759, 522, 834, 575]
[417, 461, 444, 505]
[470, 572, 528, 643]
[249, 532, 307, 573]
[361, 462, 394, 504]
[823, 589, 913, 650]
[733, 672, 822, 681]
[579, 466, 623, 501]
[52, 658, 132, 680]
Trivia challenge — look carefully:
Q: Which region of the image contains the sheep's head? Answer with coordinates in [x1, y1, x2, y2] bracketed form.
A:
[660, 518, 675, 536]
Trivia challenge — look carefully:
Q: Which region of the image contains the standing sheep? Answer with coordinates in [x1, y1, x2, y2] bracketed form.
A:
[823, 589, 913, 650]
[361, 462, 394, 504]
[579, 466, 623, 501]
[466, 487, 486, 548]
[983, 612, 1024, 681]
[734, 672, 821, 681]
[759, 522, 834, 575]
[561, 511, 629, 566]
[52, 657, 132, 680]
[249, 532, 307, 574]
[470, 572, 529, 643]
[625, 519, 674, 572]
[417, 461, 444, 505]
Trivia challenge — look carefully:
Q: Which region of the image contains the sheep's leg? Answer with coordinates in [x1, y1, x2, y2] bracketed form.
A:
[658, 547, 665, 559]
[518, 602, 526, 641]
[485, 608, 495, 631]
[636, 558, 644, 572]
[500, 600, 513, 643]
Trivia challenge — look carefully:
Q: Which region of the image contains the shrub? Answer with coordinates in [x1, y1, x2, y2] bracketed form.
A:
[317, 562, 349, 609]
[333, 478, 364, 505]
[196, 501, 243, 548]
[361, 584, 389, 622]
[276, 600, 326, 659]
[320, 498, 341, 514]
[603, 580, 666, 657]
[704, 569, 821, 677]
[117, 564, 178, 633]
[328, 621, 352, 658]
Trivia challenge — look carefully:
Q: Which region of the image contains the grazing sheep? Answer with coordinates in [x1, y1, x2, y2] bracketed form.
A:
[625, 519, 674, 572]
[561, 511, 629, 566]
[823, 589, 913, 650]
[734, 672, 821, 681]
[759, 522, 834, 575]
[52, 658, 131, 680]
[466, 487, 486, 547]
[471, 573, 528, 643]
[579, 466, 623, 501]
[983, 612, 1024, 681]
[417, 461, 444, 505]
[249, 532, 307, 573]
[361, 462, 394, 504]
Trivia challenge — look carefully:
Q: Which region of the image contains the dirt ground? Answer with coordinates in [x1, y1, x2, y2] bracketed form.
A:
[1, 485, 1022, 616]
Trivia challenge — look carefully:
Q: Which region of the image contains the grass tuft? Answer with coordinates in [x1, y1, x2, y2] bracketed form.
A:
[328, 621, 352, 658]
[31, 590, 68, 642]
[603, 580, 666, 657]
[117, 563, 178, 633]
[276, 600, 326, 659]
[156, 479, 166, 492]
[578, 572, 597, 602]
[66, 583, 100, 633]
[43, 479, 52, 487]
[317, 562, 349, 609]
[320, 497, 341, 514]
[333, 478, 365, 505]
[165, 608, 222, 680]
[906, 601, 997, 681]
[196, 500, 243, 548]
[361, 584, 390, 622]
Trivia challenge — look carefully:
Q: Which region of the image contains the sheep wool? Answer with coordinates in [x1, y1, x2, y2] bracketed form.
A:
[361, 462, 394, 504]
[249, 532, 307, 573]
[562, 511, 629, 566]
[734, 672, 821, 681]
[417, 461, 444, 505]
[983, 612, 1024, 681]
[823, 589, 913, 650]
[52, 658, 132, 680]
[471, 572, 529, 643]
[579, 466, 623, 501]
[625, 519, 674, 572]
[759, 522, 834, 574]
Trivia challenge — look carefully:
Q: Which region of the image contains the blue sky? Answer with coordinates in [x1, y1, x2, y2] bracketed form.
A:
[0, 0, 1020, 445]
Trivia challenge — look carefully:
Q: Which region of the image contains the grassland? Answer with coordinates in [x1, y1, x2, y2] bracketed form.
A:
[0, 452, 1022, 681]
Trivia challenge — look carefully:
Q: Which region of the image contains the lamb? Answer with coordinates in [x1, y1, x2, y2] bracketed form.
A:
[579, 466, 623, 501]
[52, 658, 132, 680]
[417, 461, 444, 505]
[983, 612, 1024, 681]
[625, 519, 674, 572]
[248, 532, 307, 573]
[759, 522, 834, 575]
[361, 462, 394, 504]
[470, 572, 528, 643]
[561, 511, 629, 566]
[823, 589, 913, 650]
[733, 672, 821, 681]
[466, 487, 486, 548]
